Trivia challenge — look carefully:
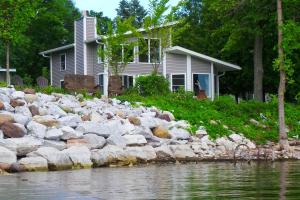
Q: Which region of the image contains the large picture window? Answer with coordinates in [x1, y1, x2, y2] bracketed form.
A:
[60, 54, 66, 71]
[172, 74, 185, 91]
[122, 75, 134, 89]
[138, 38, 160, 63]
[193, 74, 210, 97]
[150, 39, 160, 63]
[138, 38, 149, 62]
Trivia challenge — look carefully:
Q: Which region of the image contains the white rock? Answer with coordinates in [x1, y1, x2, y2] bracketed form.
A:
[15, 106, 32, 117]
[60, 126, 83, 140]
[13, 123, 28, 134]
[3, 102, 14, 112]
[0, 146, 16, 164]
[18, 156, 48, 171]
[155, 145, 174, 161]
[141, 112, 157, 118]
[126, 146, 157, 162]
[123, 135, 147, 146]
[11, 91, 25, 99]
[83, 134, 106, 149]
[0, 130, 3, 139]
[90, 112, 105, 123]
[0, 93, 10, 103]
[169, 145, 197, 160]
[216, 137, 236, 152]
[43, 140, 67, 151]
[228, 133, 243, 143]
[24, 94, 38, 103]
[63, 146, 92, 168]
[13, 113, 30, 125]
[28, 147, 73, 170]
[27, 121, 47, 139]
[139, 117, 161, 129]
[45, 128, 63, 140]
[58, 115, 82, 128]
[91, 145, 129, 166]
[47, 103, 67, 117]
[38, 93, 55, 103]
[132, 127, 154, 139]
[169, 127, 190, 140]
[107, 134, 127, 148]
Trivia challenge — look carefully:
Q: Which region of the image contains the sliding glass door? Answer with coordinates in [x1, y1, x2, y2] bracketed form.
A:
[193, 74, 210, 97]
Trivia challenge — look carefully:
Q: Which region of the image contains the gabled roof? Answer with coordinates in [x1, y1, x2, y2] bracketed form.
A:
[39, 44, 75, 55]
[165, 46, 241, 71]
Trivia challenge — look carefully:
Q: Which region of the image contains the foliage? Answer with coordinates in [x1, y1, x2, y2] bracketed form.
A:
[118, 93, 300, 143]
[89, 10, 112, 35]
[134, 74, 170, 96]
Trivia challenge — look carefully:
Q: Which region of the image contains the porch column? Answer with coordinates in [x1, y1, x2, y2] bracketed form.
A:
[186, 55, 192, 91]
[103, 66, 108, 97]
[163, 53, 167, 77]
[211, 62, 215, 100]
[50, 55, 53, 86]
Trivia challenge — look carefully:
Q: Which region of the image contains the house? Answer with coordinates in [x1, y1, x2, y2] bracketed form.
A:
[0, 67, 16, 82]
[40, 11, 241, 100]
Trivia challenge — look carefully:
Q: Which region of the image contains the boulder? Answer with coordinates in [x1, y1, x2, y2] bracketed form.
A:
[43, 140, 67, 151]
[3, 102, 14, 112]
[0, 101, 5, 110]
[47, 103, 67, 117]
[1, 121, 25, 138]
[195, 129, 208, 138]
[128, 116, 141, 126]
[24, 94, 38, 103]
[10, 99, 25, 108]
[0, 146, 16, 164]
[139, 116, 161, 129]
[153, 126, 171, 139]
[58, 115, 82, 128]
[157, 114, 172, 122]
[161, 111, 175, 121]
[169, 127, 190, 140]
[27, 121, 47, 139]
[90, 112, 105, 123]
[18, 157, 48, 171]
[83, 134, 106, 149]
[23, 88, 36, 94]
[228, 133, 244, 144]
[125, 146, 157, 162]
[62, 146, 92, 168]
[81, 115, 90, 121]
[28, 147, 73, 170]
[0, 130, 3, 139]
[216, 137, 236, 152]
[11, 91, 25, 99]
[13, 113, 30, 125]
[169, 145, 197, 161]
[28, 105, 39, 116]
[132, 127, 155, 140]
[107, 134, 127, 148]
[60, 126, 83, 140]
[155, 145, 175, 161]
[45, 128, 63, 140]
[0, 93, 10, 103]
[66, 139, 89, 148]
[123, 135, 147, 146]
[91, 145, 136, 167]
[0, 114, 15, 125]
[15, 106, 32, 117]
[33, 115, 59, 127]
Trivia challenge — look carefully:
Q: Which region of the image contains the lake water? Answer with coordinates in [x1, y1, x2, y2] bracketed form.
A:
[1, 161, 300, 199]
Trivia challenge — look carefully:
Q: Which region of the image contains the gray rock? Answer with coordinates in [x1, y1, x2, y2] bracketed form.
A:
[0, 93, 10, 103]
[47, 103, 67, 117]
[228, 133, 243, 143]
[0, 146, 16, 164]
[18, 156, 48, 171]
[62, 146, 92, 168]
[45, 128, 63, 140]
[169, 127, 190, 140]
[169, 145, 197, 160]
[155, 145, 175, 161]
[107, 134, 127, 148]
[216, 137, 236, 152]
[139, 116, 161, 129]
[83, 134, 106, 149]
[3, 102, 14, 112]
[24, 94, 38, 103]
[27, 121, 47, 139]
[27, 147, 73, 170]
[132, 127, 154, 139]
[60, 126, 83, 140]
[90, 112, 105, 123]
[126, 146, 157, 162]
[0, 130, 3, 139]
[38, 93, 55, 103]
[58, 115, 82, 128]
[123, 135, 147, 146]
[15, 106, 32, 117]
[13, 113, 30, 125]
[13, 123, 28, 134]
[43, 140, 67, 151]
[11, 91, 25, 99]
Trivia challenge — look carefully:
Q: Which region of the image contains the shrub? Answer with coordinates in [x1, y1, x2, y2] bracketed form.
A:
[134, 74, 170, 96]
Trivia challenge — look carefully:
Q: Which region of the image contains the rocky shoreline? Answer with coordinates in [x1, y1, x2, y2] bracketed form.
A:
[0, 87, 299, 174]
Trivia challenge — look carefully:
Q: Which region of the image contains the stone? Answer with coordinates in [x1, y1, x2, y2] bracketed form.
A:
[1, 121, 25, 138]
[81, 115, 90, 121]
[47, 103, 67, 117]
[10, 99, 25, 108]
[0, 146, 16, 164]
[169, 145, 197, 161]
[45, 128, 63, 140]
[157, 114, 172, 122]
[3, 102, 14, 112]
[139, 117, 161, 129]
[153, 126, 171, 139]
[155, 145, 175, 161]
[33, 115, 59, 127]
[67, 139, 89, 148]
[195, 129, 208, 138]
[83, 134, 106, 149]
[28, 105, 39, 116]
[128, 116, 141, 126]
[91, 145, 136, 167]
[123, 135, 147, 146]
[58, 115, 82, 128]
[216, 137, 236, 152]
[60, 126, 83, 140]
[23, 88, 36, 94]
[228, 133, 244, 143]
[13, 114, 30, 125]
[116, 111, 126, 119]
[18, 157, 48, 171]
[11, 91, 25, 99]
[27, 121, 47, 139]
[0, 136, 43, 156]
[0, 114, 15, 125]
[62, 146, 92, 168]
[0, 130, 3, 139]
[107, 134, 127, 148]
[43, 140, 67, 151]
[210, 120, 218, 125]
[24, 94, 38, 103]
[28, 147, 73, 170]
[250, 118, 260, 126]
[132, 127, 155, 139]
[141, 112, 156, 118]
[161, 111, 175, 121]
[169, 127, 190, 140]
[0, 101, 4, 110]
[15, 106, 32, 117]
[0, 93, 10, 103]
[125, 146, 157, 162]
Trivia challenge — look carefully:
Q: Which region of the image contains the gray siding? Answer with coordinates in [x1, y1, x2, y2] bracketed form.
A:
[86, 43, 104, 83]
[166, 53, 187, 74]
[123, 63, 162, 75]
[86, 17, 96, 41]
[51, 48, 75, 87]
[191, 57, 210, 73]
[75, 19, 84, 75]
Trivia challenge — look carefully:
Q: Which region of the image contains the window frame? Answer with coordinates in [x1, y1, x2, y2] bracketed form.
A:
[192, 73, 211, 98]
[60, 80, 65, 88]
[137, 37, 161, 64]
[171, 73, 186, 92]
[120, 74, 134, 89]
[60, 53, 67, 71]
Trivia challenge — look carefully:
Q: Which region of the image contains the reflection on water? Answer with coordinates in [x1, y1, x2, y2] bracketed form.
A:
[1, 161, 300, 200]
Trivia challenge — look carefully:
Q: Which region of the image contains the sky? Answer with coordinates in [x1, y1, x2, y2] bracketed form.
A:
[73, 0, 181, 18]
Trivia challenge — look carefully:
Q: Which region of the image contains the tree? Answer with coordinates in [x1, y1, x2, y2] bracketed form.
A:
[116, 0, 131, 21]
[89, 10, 112, 35]
[0, 0, 39, 85]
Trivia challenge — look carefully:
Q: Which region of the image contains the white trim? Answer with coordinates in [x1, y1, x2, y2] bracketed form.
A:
[60, 79, 64, 88]
[83, 16, 87, 75]
[50, 56, 53, 85]
[163, 53, 167, 77]
[211, 62, 215, 101]
[74, 21, 77, 74]
[94, 17, 97, 38]
[170, 73, 187, 91]
[192, 73, 211, 98]
[165, 46, 241, 70]
[186, 55, 192, 91]
[138, 38, 162, 64]
[0, 69, 16, 72]
[60, 53, 67, 71]
[39, 44, 74, 55]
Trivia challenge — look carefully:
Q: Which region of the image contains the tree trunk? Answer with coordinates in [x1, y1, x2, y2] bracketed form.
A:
[253, 35, 264, 102]
[6, 42, 11, 86]
[277, 0, 289, 149]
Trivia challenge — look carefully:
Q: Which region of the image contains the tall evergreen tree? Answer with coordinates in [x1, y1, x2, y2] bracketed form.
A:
[89, 10, 112, 35]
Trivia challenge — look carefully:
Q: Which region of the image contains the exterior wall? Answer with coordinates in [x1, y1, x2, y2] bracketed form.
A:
[86, 17, 96, 41]
[123, 63, 162, 75]
[166, 53, 187, 74]
[191, 57, 210, 73]
[51, 48, 75, 87]
[86, 43, 104, 84]
[75, 19, 84, 75]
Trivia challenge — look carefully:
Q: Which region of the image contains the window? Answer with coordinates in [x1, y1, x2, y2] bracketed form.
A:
[60, 54, 66, 71]
[99, 74, 104, 94]
[138, 38, 149, 63]
[150, 39, 160, 63]
[97, 44, 104, 64]
[138, 38, 161, 63]
[193, 74, 210, 97]
[123, 45, 134, 63]
[122, 75, 134, 89]
[172, 74, 185, 91]
[60, 80, 65, 88]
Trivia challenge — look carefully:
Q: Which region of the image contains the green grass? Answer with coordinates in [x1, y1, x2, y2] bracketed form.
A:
[117, 93, 300, 144]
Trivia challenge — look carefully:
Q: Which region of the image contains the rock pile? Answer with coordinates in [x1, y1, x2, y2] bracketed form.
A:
[0, 87, 298, 173]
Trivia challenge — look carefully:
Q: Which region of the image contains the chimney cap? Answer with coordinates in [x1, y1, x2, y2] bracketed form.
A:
[82, 10, 89, 17]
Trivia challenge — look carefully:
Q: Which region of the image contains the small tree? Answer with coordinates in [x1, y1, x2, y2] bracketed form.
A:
[0, 0, 39, 85]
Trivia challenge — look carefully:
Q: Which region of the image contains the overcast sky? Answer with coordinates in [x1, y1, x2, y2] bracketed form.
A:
[73, 0, 181, 18]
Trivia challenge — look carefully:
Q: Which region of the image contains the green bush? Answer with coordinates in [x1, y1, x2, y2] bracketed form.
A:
[134, 74, 170, 96]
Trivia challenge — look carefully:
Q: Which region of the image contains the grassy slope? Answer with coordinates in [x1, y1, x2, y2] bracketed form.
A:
[118, 94, 300, 144]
